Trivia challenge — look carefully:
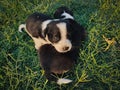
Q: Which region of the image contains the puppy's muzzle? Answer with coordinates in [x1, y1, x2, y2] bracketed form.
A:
[53, 39, 72, 53]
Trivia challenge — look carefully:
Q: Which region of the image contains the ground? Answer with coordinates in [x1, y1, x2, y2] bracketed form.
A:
[0, 0, 120, 90]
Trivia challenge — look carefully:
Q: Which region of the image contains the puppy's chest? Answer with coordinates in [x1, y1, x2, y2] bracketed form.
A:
[32, 37, 49, 49]
[38, 46, 74, 74]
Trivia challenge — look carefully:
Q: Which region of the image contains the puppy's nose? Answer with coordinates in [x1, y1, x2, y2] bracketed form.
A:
[63, 46, 69, 51]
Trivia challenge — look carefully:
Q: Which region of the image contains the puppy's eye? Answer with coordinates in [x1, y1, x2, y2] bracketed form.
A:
[48, 33, 52, 38]
[53, 35, 59, 42]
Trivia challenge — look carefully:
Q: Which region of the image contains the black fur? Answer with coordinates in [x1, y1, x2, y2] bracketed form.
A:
[26, 12, 52, 38]
[22, 7, 86, 84]
[37, 7, 86, 83]
[54, 6, 86, 47]
[44, 21, 61, 43]
[66, 19, 86, 46]
[38, 44, 75, 82]
[37, 20, 85, 82]
[54, 6, 73, 19]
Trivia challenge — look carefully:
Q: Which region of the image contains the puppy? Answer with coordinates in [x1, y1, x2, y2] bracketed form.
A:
[19, 12, 72, 53]
[19, 7, 85, 85]
[38, 7, 85, 85]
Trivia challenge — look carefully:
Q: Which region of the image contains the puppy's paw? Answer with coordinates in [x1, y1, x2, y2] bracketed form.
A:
[57, 78, 72, 85]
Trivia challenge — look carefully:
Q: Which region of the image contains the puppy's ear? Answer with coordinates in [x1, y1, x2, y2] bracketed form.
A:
[67, 19, 86, 43]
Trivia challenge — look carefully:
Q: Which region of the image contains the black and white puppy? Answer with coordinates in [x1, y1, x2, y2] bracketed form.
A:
[39, 7, 85, 84]
[19, 12, 72, 53]
[19, 6, 85, 85]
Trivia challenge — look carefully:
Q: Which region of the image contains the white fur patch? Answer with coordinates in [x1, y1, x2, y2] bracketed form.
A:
[41, 20, 52, 36]
[61, 11, 74, 20]
[18, 24, 26, 32]
[57, 78, 72, 85]
[18, 24, 32, 37]
[53, 23, 72, 53]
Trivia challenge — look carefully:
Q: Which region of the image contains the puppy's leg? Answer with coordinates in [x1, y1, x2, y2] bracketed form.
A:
[45, 71, 72, 85]
[45, 71, 58, 82]
[57, 78, 72, 85]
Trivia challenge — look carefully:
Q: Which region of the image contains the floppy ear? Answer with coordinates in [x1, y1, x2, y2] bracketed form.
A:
[67, 19, 86, 45]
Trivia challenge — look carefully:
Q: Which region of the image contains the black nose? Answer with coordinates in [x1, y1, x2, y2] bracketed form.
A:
[63, 47, 69, 51]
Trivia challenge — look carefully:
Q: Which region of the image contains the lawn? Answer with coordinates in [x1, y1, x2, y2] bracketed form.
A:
[0, 0, 120, 90]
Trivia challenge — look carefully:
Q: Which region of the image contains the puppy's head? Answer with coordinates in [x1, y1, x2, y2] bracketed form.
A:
[43, 20, 72, 53]
[54, 6, 74, 20]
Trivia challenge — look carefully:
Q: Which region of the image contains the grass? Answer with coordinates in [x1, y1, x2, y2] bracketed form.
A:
[0, 0, 120, 90]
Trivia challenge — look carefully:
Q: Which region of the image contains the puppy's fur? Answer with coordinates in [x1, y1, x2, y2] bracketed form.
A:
[38, 6, 85, 84]
[54, 6, 74, 20]
[19, 6, 85, 85]
[19, 13, 73, 53]
[38, 44, 74, 84]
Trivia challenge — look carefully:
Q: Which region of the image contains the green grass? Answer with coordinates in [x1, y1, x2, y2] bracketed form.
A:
[0, 0, 120, 90]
